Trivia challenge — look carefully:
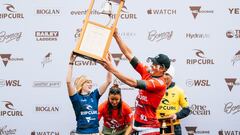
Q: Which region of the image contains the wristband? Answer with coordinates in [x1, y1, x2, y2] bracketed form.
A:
[69, 62, 74, 65]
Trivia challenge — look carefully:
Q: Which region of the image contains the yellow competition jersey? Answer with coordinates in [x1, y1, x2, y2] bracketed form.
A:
[156, 84, 189, 125]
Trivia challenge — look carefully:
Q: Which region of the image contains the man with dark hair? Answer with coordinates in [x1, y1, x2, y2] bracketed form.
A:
[100, 29, 171, 135]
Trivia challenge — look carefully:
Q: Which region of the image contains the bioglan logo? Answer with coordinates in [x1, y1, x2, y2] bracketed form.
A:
[41, 52, 53, 68]
[147, 9, 177, 15]
[0, 54, 24, 67]
[35, 31, 59, 41]
[0, 4, 24, 19]
[226, 30, 240, 38]
[36, 8, 60, 15]
[35, 105, 60, 113]
[218, 130, 240, 135]
[224, 78, 240, 91]
[185, 33, 210, 39]
[0, 79, 21, 87]
[189, 6, 214, 19]
[148, 30, 173, 42]
[31, 131, 59, 135]
[232, 50, 240, 66]
[186, 49, 215, 65]
[224, 102, 240, 115]
[0, 125, 17, 135]
[0, 101, 23, 117]
[228, 8, 240, 14]
[186, 79, 211, 87]
[0, 31, 22, 43]
[190, 104, 210, 115]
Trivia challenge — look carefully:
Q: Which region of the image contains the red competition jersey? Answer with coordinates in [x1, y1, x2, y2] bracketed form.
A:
[98, 101, 133, 130]
[134, 62, 166, 127]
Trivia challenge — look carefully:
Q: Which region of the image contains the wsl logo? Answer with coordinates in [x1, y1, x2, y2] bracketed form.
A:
[186, 49, 214, 65]
[0, 79, 21, 87]
[186, 79, 210, 87]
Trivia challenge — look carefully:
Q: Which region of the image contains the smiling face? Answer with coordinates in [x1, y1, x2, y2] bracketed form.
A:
[81, 80, 93, 93]
[108, 94, 121, 108]
[149, 64, 166, 77]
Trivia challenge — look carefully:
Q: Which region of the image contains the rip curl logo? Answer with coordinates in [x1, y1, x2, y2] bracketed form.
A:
[2, 101, 15, 110]
[4, 4, 16, 12]
[194, 49, 205, 58]
[0, 54, 11, 67]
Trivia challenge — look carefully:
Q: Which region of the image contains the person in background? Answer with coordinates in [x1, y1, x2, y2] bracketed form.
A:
[156, 65, 190, 135]
[98, 84, 133, 135]
[100, 29, 170, 135]
[67, 52, 112, 135]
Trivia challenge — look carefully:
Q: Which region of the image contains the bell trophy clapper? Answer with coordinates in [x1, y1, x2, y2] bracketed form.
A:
[73, 0, 125, 62]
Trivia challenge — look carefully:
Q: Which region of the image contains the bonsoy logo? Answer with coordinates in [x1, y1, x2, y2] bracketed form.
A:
[0, 54, 11, 67]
